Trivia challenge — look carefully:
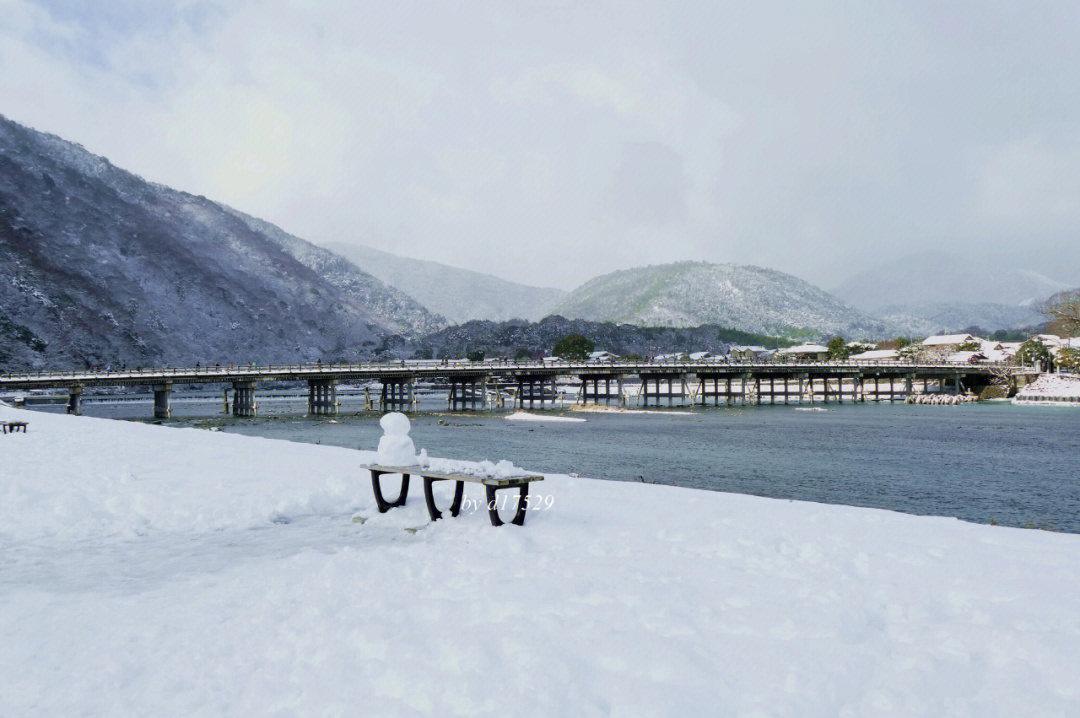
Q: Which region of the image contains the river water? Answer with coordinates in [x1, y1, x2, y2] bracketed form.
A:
[25, 389, 1080, 532]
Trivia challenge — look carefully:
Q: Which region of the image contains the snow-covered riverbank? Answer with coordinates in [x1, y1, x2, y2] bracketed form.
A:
[1014, 373, 1080, 405]
[2, 404, 1079, 716]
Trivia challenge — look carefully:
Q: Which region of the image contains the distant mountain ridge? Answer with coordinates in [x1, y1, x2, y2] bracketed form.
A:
[0, 115, 443, 370]
[323, 242, 567, 323]
[876, 302, 1047, 336]
[553, 261, 887, 339]
[833, 251, 1068, 311]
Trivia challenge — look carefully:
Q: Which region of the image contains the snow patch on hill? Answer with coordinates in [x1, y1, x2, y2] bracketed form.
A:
[554, 261, 887, 338]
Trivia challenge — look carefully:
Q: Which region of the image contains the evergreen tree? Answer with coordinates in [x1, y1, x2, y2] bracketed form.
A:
[552, 334, 595, 360]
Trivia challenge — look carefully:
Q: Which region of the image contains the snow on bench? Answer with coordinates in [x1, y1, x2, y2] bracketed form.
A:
[361, 464, 544, 526]
[363, 412, 544, 526]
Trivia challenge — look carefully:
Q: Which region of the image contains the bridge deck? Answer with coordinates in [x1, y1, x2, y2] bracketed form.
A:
[0, 360, 1010, 391]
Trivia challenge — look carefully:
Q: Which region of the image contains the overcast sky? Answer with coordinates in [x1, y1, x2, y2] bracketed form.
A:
[3, 1, 1079, 290]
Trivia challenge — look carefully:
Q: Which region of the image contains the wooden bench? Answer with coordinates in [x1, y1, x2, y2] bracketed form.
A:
[361, 464, 544, 526]
[1, 421, 28, 434]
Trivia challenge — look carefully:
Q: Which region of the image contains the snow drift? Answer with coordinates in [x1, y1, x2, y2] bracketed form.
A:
[2, 404, 1079, 716]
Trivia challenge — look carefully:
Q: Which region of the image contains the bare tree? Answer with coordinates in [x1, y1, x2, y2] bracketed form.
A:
[987, 363, 1014, 392]
[1042, 288, 1080, 336]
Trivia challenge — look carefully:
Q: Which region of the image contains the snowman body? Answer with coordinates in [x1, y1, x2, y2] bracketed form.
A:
[375, 412, 417, 466]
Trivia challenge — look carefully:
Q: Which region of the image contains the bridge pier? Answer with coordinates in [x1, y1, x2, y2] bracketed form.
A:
[232, 381, 257, 417]
[66, 386, 83, 415]
[697, 374, 725, 406]
[153, 383, 172, 419]
[381, 378, 414, 412]
[308, 379, 338, 415]
[640, 373, 685, 407]
[517, 375, 557, 409]
[579, 374, 622, 405]
[448, 376, 484, 410]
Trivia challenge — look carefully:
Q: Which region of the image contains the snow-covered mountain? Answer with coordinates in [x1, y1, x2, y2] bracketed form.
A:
[552, 261, 887, 339]
[322, 242, 566, 323]
[0, 115, 444, 370]
[833, 251, 1068, 311]
[831, 252, 1068, 334]
[875, 302, 1046, 336]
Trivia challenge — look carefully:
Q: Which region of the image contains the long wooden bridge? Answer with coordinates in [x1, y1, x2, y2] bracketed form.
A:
[0, 359, 1018, 418]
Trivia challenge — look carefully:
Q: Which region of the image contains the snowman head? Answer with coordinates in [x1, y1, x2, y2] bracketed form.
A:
[379, 412, 411, 436]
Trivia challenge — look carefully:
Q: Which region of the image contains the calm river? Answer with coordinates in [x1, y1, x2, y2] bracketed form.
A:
[26, 390, 1080, 532]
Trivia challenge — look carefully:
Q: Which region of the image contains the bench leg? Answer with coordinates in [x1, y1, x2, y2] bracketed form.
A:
[450, 481, 464, 516]
[485, 483, 530, 527]
[371, 471, 410, 513]
[423, 479, 465, 521]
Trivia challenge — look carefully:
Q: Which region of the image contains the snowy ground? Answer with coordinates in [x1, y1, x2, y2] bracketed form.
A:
[2, 404, 1080, 716]
[504, 410, 586, 422]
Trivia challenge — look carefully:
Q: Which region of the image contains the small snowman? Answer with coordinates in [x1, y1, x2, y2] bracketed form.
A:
[375, 412, 417, 466]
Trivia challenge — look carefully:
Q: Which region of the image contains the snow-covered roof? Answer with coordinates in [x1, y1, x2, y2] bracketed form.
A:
[728, 345, 769, 353]
[851, 349, 899, 361]
[946, 351, 984, 363]
[1033, 334, 1062, 347]
[688, 351, 713, 360]
[946, 349, 1008, 364]
[588, 350, 618, 360]
[922, 333, 976, 347]
[777, 343, 829, 355]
